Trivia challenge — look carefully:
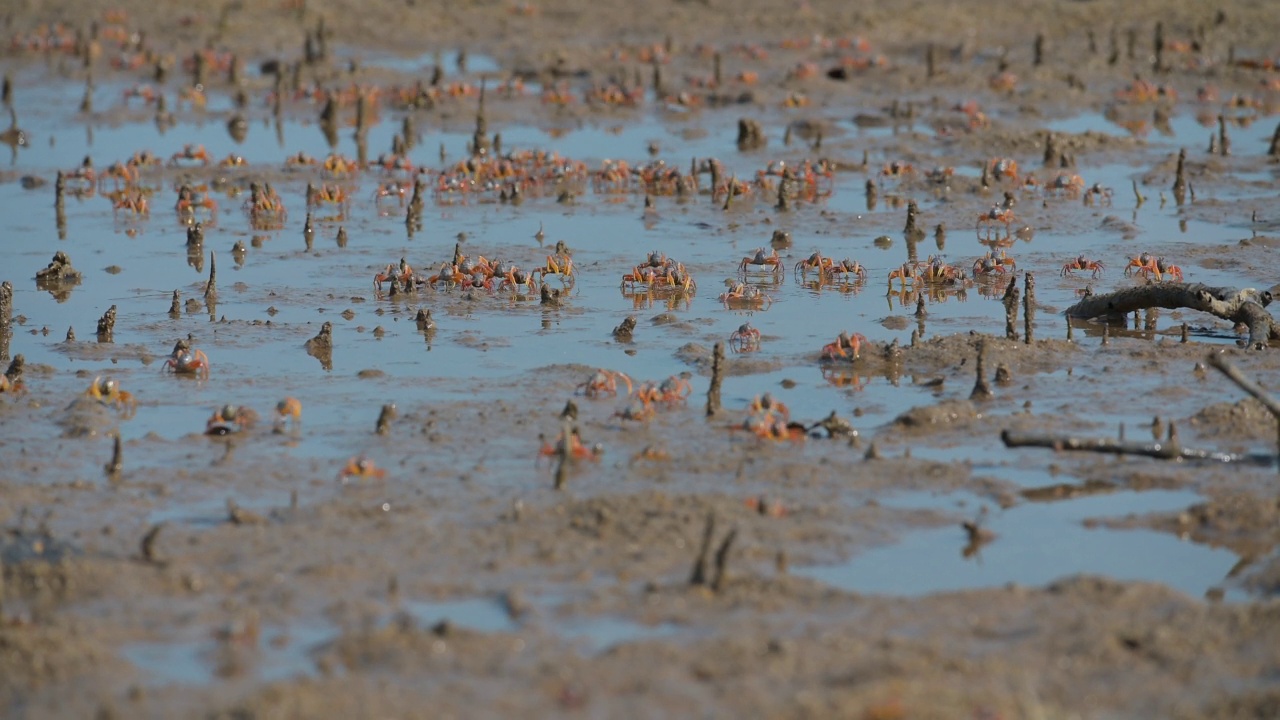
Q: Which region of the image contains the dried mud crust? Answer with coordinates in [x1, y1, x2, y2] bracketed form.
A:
[4, 0, 1280, 718]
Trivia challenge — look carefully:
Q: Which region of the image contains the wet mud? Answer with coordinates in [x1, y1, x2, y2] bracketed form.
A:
[3, 0, 1280, 717]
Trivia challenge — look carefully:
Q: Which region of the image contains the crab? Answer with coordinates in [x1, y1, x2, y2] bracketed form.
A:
[729, 322, 762, 352]
[62, 156, 96, 187]
[539, 427, 602, 459]
[245, 182, 286, 219]
[633, 375, 692, 406]
[175, 184, 218, 217]
[621, 265, 658, 291]
[976, 204, 1016, 235]
[741, 409, 803, 441]
[169, 143, 211, 167]
[323, 153, 358, 176]
[373, 180, 411, 206]
[1061, 255, 1105, 278]
[881, 160, 915, 177]
[1084, 183, 1114, 206]
[207, 404, 259, 434]
[987, 157, 1019, 183]
[307, 183, 348, 207]
[85, 376, 137, 418]
[219, 154, 248, 168]
[338, 455, 388, 482]
[577, 369, 633, 398]
[531, 253, 576, 285]
[614, 399, 656, 422]
[749, 393, 790, 422]
[794, 251, 834, 278]
[739, 247, 784, 276]
[887, 262, 920, 289]
[1153, 256, 1184, 282]
[97, 161, 139, 189]
[163, 344, 211, 378]
[374, 258, 416, 292]
[1046, 173, 1085, 197]
[497, 266, 539, 294]
[1124, 252, 1162, 279]
[826, 258, 868, 283]
[112, 189, 150, 215]
[973, 250, 1017, 276]
[285, 152, 317, 169]
[275, 397, 303, 431]
[0, 375, 25, 396]
[821, 331, 868, 360]
[719, 280, 774, 308]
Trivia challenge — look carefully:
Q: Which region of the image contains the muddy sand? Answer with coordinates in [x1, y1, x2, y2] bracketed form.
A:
[3, 0, 1280, 717]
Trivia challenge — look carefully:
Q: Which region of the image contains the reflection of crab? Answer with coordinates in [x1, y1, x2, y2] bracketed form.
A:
[275, 397, 303, 430]
[307, 183, 348, 207]
[1061, 255, 1105, 278]
[175, 184, 218, 217]
[729, 322, 761, 352]
[339, 456, 388, 482]
[164, 345, 211, 378]
[1084, 183, 1114, 206]
[614, 399, 656, 422]
[739, 247, 784, 276]
[576, 369, 633, 397]
[112, 190, 150, 215]
[976, 205, 1016, 235]
[86, 376, 137, 418]
[821, 331, 868, 360]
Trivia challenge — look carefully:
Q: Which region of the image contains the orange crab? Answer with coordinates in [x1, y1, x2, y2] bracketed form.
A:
[749, 393, 790, 422]
[169, 143, 211, 167]
[576, 369, 633, 398]
[973, 249, 1017, 276]
[794, 251, 834, 278]
[719, 280, 774, 308]
[338, 455, 388, 482]
[531, 253, 576, 285]
[1046, 173, 1085, 197]
[307, 183, 348, 207]
[163, 345, 211, 378]
[539, 427, 602, 459]
[275, 397, 303, 430]
[175, 184, 218, 217]
[0, 375, 25, 396]
[729, 322, 762, 352]
[206, 404, 259, 435]
[987, 157, 1019, 183]
[976, 204, 1016, 235]
[633, 375, 692, 406]
[1061, 255, 1105, 278]
[887, 262, 920, 289]
[85, 376, 136, 418]
[821, 331, 868, 360]
[1125, 255, 1184, 282]
[112, 189, 150, 215]
[739, 247, 784, 276]
[826, 258, 868, 283]
[374, 258, 416, 292]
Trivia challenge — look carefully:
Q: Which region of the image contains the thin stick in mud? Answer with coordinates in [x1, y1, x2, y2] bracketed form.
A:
[706, 341, 724, 417]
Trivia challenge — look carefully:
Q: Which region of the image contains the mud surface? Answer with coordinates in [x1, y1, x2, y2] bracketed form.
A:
[3, 0, 1280, 717]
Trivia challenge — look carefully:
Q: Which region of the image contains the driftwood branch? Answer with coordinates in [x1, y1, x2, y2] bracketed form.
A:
[1207, 354, 1280, 419]
[1064, 283, 1276, 349]
[1001, 429, 1270, 464]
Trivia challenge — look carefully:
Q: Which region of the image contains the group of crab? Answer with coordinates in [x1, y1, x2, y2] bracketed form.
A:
[620, 251, 697, 295]
[793, 251, 869, 286]
[374, 250, 575, 295]
[886, 255, 971, 289]
[206, 398, 303, 436]
[1058, 252, 1183, 281]
[575, 369, 693, 422]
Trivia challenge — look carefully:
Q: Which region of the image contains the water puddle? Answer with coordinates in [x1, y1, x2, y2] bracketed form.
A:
[800, 487, 1242, 601]
[402, 596, 519, 633]
[121, 624, 332, 686]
